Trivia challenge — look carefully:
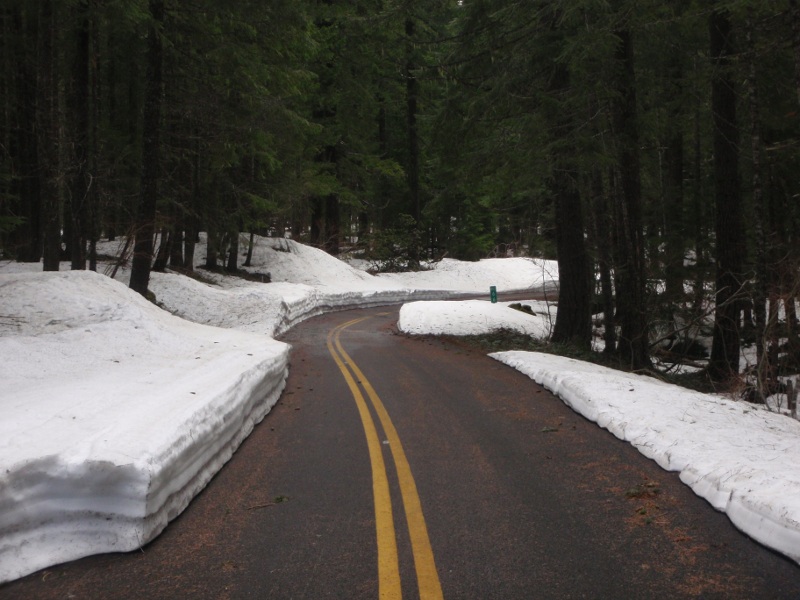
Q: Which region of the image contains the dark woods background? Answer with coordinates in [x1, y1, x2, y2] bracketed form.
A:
[2, 0, 800, 390]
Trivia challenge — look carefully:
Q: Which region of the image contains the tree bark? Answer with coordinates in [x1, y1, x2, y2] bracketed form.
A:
[551, 172, 591, 348]
[790, 0, 800, 106]
[226, 228, 239, 272]
[39, 0, 61, 271]
[130, 0, 164, 297]
[708, 8, 746, 381]
[10, 5, 43, 263]
[68, 0, 91, 270]
[243, 231, 255, 267]
[663, 130, 684, 306]
[405, 17, 420, 226]
[590, 169, 616, 354]
[325, 194, 340, 255]
[746, 13, 772, 401]
[549, 63, 591, 349]
[611, 29, 649, 370]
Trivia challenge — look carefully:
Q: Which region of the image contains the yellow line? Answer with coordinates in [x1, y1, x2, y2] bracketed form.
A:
[327, 320, 401, 600]
[334, 320, 444, 600]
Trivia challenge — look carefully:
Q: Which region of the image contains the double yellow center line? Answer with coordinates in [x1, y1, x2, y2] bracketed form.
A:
[326, 317, 443, 600]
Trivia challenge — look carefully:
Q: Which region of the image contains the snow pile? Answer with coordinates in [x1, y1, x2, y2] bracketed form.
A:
[0, 238, 556, 584]
[492, 351, 800, 565]
[398, 297, 800, 565]
[0, 271, 288, 583]
[7, 234, 800, 580]
[398, 299, 555, 338]
[379, 256, 559, 293]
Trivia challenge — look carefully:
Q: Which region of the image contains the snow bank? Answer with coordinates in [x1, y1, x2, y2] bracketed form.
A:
[492, 351, 800, 565]
[0, 271, 289, 583]
[398, 299, 555, 338]
[0, 239, 558, 584]
[379, 256, 559, 293]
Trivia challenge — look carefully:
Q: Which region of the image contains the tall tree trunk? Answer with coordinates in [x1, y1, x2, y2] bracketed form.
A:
[405, 16, 421, 266]
[68, 0, 90, 270]
[611, 29, 649, 370]
[708, 8, 746, 381]
[325, 194, 339, 255]
[405, 17, 420, 225]
[690, 55, 706, 316]
[87, 0, 99, 272]
[183, 133, 200, 272]
[226, 227, 239, 272]
[550, 65, 591, 348]
[591, 169, 616, 354]
[152, 228, 170, 272]
[663, 130, 684, 307]
[310, 196, 323, 247]
[551, 174, 591, 348]
[206, 229, 219, 269]
[40, 0, 61, 271]
[790, 0, 800, 106]
[130, 0, 164, 297]
[746, 13, 772, 401]
[11, 5, 43, 262]
[243, 231, 255, 267]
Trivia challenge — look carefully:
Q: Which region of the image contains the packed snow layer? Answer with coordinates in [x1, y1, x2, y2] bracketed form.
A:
[0, 271, 289, 583]
[398, 299, 556, 338]
[151, 271, 456, 339]
[492, 351, 800, 565]
[0, 238, 558, 584]
[379, 256, 559, 293]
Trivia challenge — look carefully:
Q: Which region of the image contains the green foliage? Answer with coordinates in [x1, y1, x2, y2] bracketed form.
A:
[365, 214, 423, 272]
[0, 215, 24, 236]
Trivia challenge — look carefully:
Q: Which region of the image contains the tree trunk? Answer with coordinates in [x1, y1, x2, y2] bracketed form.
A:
[551, 173, 591, 348]
[405, 17, 420, 226]
[152, 228, 170, 272]
[708, 8, 746, 381]
[591, 169, 616, 354]
[183, 133, 200, 272]
[129, 0, 164, 297]
[549, 64, 591, 349]
[325, 194, 340, 255]
[10, 5, 43, 263]
[206, 229, 219, 269]
[310, 196, 323, 247]
[790, 0, 800, 106]
[746, 13, 772, 401]
[226, 228, 239, 272]
[611, 29, 649, 370]
[243, 231, 255, 267]
[169, 226, 184, 268]
[663, 130, 684, 306]
[40, 0, 61, 272]
[68, 0, 90, 270]
[87, 0, 99, 272]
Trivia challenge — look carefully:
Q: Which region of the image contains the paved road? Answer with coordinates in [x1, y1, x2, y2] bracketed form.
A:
[3, 304, 800, 599]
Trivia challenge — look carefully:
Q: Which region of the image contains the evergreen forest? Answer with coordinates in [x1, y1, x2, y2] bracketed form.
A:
[2, 1, 800, 397]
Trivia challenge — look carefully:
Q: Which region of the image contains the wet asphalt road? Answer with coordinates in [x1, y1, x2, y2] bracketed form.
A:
[3, 303, 800, 599]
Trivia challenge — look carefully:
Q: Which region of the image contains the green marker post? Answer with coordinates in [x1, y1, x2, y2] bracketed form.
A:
[490, 285, 497, 303]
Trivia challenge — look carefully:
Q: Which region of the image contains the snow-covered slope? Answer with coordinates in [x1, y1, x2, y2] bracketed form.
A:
[0, 237, 557, 583]
[0, 271, 288, 583]
[492, 351, 800, 566]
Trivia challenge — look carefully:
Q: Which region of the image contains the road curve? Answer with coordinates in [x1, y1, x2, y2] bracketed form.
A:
[2, 304, 800, 599]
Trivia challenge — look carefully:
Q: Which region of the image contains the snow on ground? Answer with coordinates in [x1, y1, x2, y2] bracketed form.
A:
[398, 299, 556, 338]
[0, 236, 554, 583]
[0, 271, 288, 583]
[396, 300, 800, 567]
[3, 234, 800, 582]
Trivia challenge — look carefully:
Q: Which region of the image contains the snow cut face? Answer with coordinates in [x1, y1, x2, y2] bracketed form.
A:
[0, 270, 289, 584]
[491, 350, 800, 566]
